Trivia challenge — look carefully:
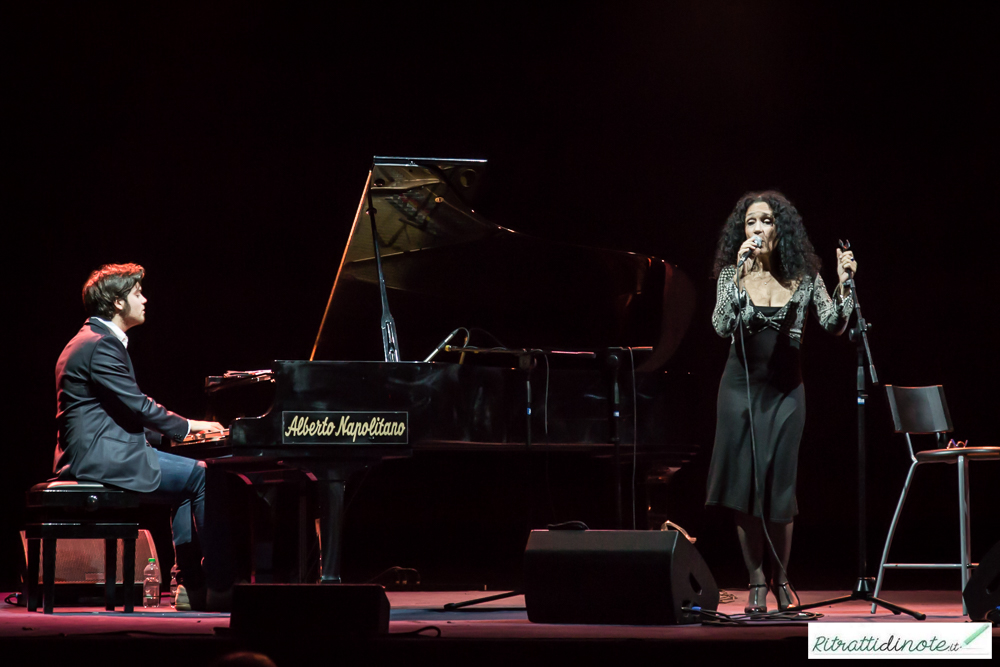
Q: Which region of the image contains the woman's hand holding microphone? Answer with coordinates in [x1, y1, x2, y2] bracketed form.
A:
[836, 247, 857, 286]
[735, 236, 763, 281]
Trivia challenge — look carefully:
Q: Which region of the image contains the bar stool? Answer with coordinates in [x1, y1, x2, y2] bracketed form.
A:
[24, 481, 142, 613]
[871, 385, 1000, 615]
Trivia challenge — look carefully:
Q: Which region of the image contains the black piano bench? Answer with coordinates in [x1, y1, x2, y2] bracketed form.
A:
[24, 481, 141, 614]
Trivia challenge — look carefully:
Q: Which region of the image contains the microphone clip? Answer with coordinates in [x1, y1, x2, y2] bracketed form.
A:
[423, 328, 469, 363]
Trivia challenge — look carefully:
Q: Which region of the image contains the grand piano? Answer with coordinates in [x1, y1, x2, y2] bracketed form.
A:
[173, 156, 702, 584]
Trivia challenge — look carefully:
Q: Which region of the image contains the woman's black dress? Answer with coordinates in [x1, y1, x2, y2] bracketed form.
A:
[705, 266, 852, 523]
[706, 305, 804, 521]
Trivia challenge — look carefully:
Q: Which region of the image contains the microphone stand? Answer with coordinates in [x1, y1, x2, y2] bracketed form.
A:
[441, 347, 538, 611]
[607, 351, 623, 529]
[786, 258, 925, 619]
[440, 346, 598, 611]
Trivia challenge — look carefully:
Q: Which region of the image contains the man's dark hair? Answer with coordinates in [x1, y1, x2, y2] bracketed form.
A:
[82, 263, 145, 319]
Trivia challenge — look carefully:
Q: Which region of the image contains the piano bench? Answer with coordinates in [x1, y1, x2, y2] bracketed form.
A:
[24, 481, 142, 614]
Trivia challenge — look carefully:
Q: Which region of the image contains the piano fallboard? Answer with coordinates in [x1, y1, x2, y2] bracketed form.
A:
[178, 359, 698, 465]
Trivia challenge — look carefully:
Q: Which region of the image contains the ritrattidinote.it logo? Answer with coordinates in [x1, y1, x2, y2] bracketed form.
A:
[807, 623, 992, 659]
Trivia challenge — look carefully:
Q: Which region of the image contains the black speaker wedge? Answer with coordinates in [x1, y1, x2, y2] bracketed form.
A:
[524, 529, 718, 625]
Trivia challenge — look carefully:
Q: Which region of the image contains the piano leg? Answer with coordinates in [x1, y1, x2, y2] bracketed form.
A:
[203, 464, 251, 591]
[319, 478, 344, 583]
[298, 490, 308, 584]
[315, 464, 366, 584]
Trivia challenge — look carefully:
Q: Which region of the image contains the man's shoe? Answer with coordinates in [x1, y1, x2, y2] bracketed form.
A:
[173, 585, 206, 611]
[174, 585, 190, 611]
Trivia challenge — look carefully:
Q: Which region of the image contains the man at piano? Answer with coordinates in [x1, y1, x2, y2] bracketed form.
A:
[53, 263, 226, 610]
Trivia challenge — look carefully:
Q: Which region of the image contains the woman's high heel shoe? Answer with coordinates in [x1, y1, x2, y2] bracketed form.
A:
[771, 580, 799, 612]
[745, 583, 768, 614]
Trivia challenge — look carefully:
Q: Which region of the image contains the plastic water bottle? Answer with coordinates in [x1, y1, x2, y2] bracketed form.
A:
[143, 558, 161, 608]
[168, 564, 179, 608]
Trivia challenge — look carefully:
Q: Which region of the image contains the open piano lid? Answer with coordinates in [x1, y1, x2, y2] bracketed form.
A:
[311, 156, 695, 369]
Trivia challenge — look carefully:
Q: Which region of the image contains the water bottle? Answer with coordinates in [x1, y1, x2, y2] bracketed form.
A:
[168, 564, 179, 608]
[142, 558, 161, 608]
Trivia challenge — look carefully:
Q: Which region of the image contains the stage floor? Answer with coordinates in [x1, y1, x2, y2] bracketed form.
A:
[1, 589, 995, 663]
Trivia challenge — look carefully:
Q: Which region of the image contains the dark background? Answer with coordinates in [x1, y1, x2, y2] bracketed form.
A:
[4, 3, 996, 593]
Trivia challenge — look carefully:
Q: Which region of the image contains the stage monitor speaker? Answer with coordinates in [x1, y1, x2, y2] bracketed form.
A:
[523, 529, 719, 625]
[230, 584, 390, 639]
[964, 540, 1000, 623]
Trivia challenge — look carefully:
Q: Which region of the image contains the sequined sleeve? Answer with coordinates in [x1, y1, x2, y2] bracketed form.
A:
[811, 272, 853, 335]
[712, 265, 750, 337]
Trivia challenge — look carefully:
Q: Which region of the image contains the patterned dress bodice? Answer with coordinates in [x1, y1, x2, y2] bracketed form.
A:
[712, 264, 853, 343]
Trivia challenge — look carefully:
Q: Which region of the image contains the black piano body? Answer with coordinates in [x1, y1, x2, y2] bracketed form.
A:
[172, 156, 703, 585]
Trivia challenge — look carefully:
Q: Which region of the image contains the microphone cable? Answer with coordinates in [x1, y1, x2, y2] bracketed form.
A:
[733, 262, 798, 612]
[683, 605, 824, 625]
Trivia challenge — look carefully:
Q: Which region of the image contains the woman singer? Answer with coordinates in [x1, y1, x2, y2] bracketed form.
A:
[705, 190, 857, 614]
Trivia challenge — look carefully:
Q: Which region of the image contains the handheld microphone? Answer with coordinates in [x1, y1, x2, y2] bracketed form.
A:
[737, 236, 763, 269]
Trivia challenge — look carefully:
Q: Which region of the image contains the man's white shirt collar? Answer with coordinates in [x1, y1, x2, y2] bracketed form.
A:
[89, 317, 190, 438]
[93, 317, 128, 349]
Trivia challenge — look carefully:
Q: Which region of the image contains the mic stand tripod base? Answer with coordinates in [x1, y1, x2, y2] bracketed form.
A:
[789, 270, 925, 620]
[443, 590, 521, 611]
[785, 577, 926, 620]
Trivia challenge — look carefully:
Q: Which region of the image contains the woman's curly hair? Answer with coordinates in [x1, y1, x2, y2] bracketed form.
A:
[712, 190, 821, 283]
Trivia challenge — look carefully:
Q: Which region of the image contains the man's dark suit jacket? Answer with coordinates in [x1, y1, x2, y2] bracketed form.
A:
[54, 318, 189, 493]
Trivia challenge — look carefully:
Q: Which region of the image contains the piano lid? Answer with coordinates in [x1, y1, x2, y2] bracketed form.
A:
[311, 157, 695, 368]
